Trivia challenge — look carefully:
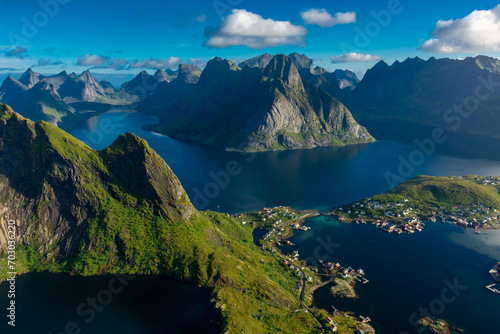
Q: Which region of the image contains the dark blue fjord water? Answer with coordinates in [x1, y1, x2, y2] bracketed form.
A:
[284, 216, 500, 333]
[68, 111, 500, 214]
[0, 274, 220, 334]
[4, 111, 497, 334]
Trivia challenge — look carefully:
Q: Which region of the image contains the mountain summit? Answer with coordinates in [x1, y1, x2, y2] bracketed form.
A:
[140, 54, 374, 151]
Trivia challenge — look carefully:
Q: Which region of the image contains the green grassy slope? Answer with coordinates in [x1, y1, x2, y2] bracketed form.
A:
[378, 175, 500, 209]
[0, 104, 321, 333]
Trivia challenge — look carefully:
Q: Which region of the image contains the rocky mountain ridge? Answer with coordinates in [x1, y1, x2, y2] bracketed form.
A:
[141, 54, 374, 151]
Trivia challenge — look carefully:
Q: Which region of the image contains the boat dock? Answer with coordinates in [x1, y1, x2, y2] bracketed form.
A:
[486, 284, 500, 294]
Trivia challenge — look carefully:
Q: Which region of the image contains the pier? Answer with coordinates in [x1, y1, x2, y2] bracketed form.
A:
[486, 284, 500, 294]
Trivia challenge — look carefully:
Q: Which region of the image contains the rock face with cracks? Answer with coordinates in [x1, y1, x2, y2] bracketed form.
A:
[140, 54, 374, 151]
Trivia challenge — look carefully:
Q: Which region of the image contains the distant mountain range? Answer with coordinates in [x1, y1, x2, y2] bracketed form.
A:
[0, 68, 179, 126]
[342, 55, 500, 142]
[3, 53, 500, 150]
[139, 54, 373, 151]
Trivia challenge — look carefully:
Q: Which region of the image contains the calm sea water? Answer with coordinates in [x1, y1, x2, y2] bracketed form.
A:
[0, 274, 220, 334]
[69, 111, 500, 214]
[285, 216, 500, 334]
[6, 111, 497, 333]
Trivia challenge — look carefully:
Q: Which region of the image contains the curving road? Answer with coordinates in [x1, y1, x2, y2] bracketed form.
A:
[260, 211, 328, 332]
[292, 263, 330, 333]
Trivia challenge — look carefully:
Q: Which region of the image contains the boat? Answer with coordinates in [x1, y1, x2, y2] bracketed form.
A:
[490, 262, 500, 283]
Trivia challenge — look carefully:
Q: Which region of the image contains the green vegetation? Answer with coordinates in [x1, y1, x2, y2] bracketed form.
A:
[143, 55, 373, 152]
[0, 105, 331, 333]
[384, 175, 500, 209]
[333, 175, 500, 228]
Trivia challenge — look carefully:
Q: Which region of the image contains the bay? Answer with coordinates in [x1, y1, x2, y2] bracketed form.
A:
[285, 216, 500, 333]
[0, 273, 220, 334]
[69, 111, 500, 214]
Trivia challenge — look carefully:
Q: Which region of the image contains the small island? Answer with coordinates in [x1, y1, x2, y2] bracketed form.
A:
[417, 317, 465, 334]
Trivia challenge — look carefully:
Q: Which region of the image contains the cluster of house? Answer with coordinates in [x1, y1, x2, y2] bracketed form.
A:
[237, 206, 296, 226]
[291, 222, 311, 231]
[325, 316, 338, 332]
[322, 316, 369, 333]
[476, 176, 500, 186]
[321, 261, 365, 280]
[376, 218, 424, 234]
[336, 198, 414, 219]
[334, 194, 500, 231]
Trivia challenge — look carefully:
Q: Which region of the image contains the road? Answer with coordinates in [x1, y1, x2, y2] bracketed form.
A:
[259, 210, 328, 332]
[292, 263, 330, 333]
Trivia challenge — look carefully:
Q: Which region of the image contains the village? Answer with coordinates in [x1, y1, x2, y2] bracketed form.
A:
[234, 206, 375, 333]
[328, 190, 500, 236]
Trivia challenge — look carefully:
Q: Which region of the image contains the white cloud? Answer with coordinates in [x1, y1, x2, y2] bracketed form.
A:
[420, 5, 500, 53]
[205, 9, 307, 49]
[77, 54, 109, 66]
[301, 8, 356, 28]
[330, 53, 382, 63]
[129, 57, 183, 69]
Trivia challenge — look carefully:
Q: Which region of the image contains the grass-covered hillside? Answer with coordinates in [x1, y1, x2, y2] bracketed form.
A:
[333, 175, 500, 226]
[0, 104, 322, 333]
[384, 175, 500, 209]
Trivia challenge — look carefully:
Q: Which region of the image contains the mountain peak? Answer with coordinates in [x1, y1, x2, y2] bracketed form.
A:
[19, 68, 42, 88]
[288, 53, 314, 73]
[0, 76, 28, 100]
[153, 69, 175, 83]
[101, 132, 195, 221]
[263, 54, 302, 87]
[238, 53, 273, 69]
[78, 70, 94, 81]
[198, 58, 240, 88]
[204, 57, 239, 73]
[176, 64, 201, 84]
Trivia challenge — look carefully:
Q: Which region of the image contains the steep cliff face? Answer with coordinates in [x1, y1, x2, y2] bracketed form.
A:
[0, 103, 194, 259]
[142, 54, 374, 151]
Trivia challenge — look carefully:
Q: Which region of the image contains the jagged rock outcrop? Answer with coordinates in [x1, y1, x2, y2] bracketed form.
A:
[238, 53, 274, 69]
[140, 54, 374, 151]
[176, 64, 201, 85]
[19, 68, 42, 88]
[0, 104, 193, 258]
[334, 69, 360, 90]
[153, 69, 176, 83]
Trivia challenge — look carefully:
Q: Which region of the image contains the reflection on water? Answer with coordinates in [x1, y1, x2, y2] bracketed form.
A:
[447, 228, 500, 259]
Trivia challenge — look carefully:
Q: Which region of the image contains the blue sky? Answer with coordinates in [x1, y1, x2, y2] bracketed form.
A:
[1, 0, 500, 81]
